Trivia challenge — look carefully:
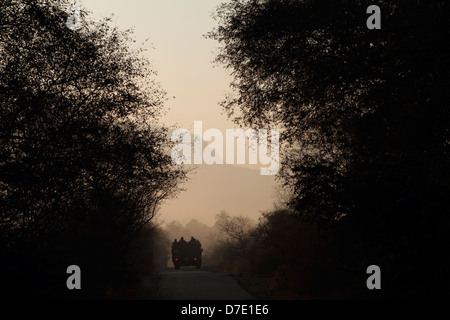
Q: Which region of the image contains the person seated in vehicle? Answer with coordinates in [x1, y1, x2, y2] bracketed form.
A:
[178, 236, 187, 248]
[189, 236, 202, 250]
[171, 239, 178, 254]
[188, 236, 197, 245]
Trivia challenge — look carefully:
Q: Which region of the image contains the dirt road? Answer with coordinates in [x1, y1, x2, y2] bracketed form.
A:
[156, 267, 256, 300]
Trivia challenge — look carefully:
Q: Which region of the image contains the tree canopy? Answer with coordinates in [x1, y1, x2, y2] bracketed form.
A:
[0, 0, 186, 298]
[209, 0, 450, 297]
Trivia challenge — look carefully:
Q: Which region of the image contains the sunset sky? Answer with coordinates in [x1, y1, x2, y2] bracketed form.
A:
[80, 0, 278, 226]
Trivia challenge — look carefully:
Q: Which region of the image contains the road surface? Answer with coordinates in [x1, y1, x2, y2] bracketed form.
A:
[156, 267, 256, 300]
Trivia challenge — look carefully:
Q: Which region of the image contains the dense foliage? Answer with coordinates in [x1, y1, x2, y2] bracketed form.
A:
[0, 0, 185, 298]
[209, 0, 450, 297]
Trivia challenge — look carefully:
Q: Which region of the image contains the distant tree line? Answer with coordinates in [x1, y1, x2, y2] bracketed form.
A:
[0, 0, 185, 298]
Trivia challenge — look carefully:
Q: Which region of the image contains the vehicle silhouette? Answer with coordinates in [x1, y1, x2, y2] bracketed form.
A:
[171, 237, 203, 269]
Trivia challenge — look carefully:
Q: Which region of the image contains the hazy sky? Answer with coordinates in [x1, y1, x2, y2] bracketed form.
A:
[80, 0, 278, 226]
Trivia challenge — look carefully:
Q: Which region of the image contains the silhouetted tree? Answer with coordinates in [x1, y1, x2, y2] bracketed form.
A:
[0, 0, 186, 298]
[216, 213, 254, 249]
[210, 0, 450, 297]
